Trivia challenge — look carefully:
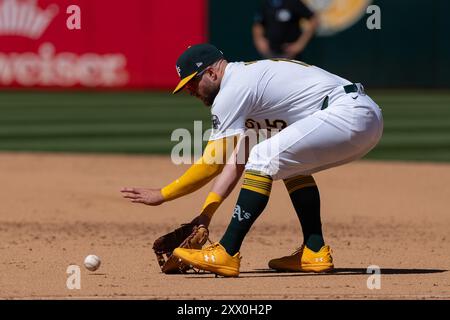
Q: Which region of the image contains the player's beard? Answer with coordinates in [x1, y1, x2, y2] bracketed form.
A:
[201, 84, 220, 107]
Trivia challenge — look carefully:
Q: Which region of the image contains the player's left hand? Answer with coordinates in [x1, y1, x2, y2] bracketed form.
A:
[120, 187, 165, 206]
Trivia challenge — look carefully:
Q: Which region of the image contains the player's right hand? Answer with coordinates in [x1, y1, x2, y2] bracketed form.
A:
[120, 187, 165, 206]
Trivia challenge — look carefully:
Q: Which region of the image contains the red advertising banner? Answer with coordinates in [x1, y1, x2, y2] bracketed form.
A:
[0, 0, 207, 89]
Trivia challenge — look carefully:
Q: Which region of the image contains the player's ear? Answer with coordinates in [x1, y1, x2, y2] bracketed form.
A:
[208, 68, 218, 81]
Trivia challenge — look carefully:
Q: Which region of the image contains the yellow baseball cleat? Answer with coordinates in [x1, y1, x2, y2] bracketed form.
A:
[173, 242, 241, 277]
[268, 244, 334, 273]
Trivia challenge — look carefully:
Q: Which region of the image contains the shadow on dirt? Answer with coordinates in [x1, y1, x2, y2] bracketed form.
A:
[239, 268, 448, 278]
[183, 268, 447, 278]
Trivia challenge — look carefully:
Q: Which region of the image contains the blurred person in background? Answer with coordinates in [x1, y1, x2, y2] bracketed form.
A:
[253, 0, 319, 59]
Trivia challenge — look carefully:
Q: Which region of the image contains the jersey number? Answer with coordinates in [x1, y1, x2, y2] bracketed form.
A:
[245, 118, 287, 131]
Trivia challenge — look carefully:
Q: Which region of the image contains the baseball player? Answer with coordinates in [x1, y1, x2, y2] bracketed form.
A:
[121, 44, 383, 277]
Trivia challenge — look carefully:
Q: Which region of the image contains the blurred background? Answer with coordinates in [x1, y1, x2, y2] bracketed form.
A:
[1, 0, 449, 161]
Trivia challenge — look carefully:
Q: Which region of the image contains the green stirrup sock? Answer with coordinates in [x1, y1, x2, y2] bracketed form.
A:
[284, 175, 325, 252]
[220, 171, 272, 256]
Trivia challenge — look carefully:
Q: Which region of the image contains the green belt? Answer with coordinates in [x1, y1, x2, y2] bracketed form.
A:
[321, 84, 359, 110]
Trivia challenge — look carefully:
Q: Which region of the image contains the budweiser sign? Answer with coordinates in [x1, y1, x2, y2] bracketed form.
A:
[0, 0, 207, 89]
[0, 0, 129, 87]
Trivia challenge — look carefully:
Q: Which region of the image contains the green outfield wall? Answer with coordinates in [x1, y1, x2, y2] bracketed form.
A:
[209, 0, 450, 88]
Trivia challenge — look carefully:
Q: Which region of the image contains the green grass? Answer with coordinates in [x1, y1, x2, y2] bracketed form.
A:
[0, 91, 211, 154]
[367, 90, 450, 161]
[1, 90, 450, 162]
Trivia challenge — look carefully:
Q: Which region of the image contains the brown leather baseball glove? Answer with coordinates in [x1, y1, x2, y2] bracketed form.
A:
[153, 222, 210, 274]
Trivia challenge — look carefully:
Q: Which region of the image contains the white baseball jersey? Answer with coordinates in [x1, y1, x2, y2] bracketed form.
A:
[208, 59, 383, 179]
[209, 59, 352, 141]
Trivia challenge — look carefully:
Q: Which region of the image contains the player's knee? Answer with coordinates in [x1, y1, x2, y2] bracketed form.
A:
[245, 142, 275, 176]
[248, 143, 267, 163]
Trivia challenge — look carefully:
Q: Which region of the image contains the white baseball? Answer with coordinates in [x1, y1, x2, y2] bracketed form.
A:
[84, 254, 101, 271]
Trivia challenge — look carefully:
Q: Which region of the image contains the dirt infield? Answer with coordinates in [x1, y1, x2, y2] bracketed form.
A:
[0, 152, 449, 299]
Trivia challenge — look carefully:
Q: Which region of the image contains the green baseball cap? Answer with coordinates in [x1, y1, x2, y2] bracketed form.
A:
[173, 43, 224, 94]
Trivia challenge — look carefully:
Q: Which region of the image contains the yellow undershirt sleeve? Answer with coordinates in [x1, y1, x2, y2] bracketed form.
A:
[161, 137, 237, 201]
[199, 192, 224, 220]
